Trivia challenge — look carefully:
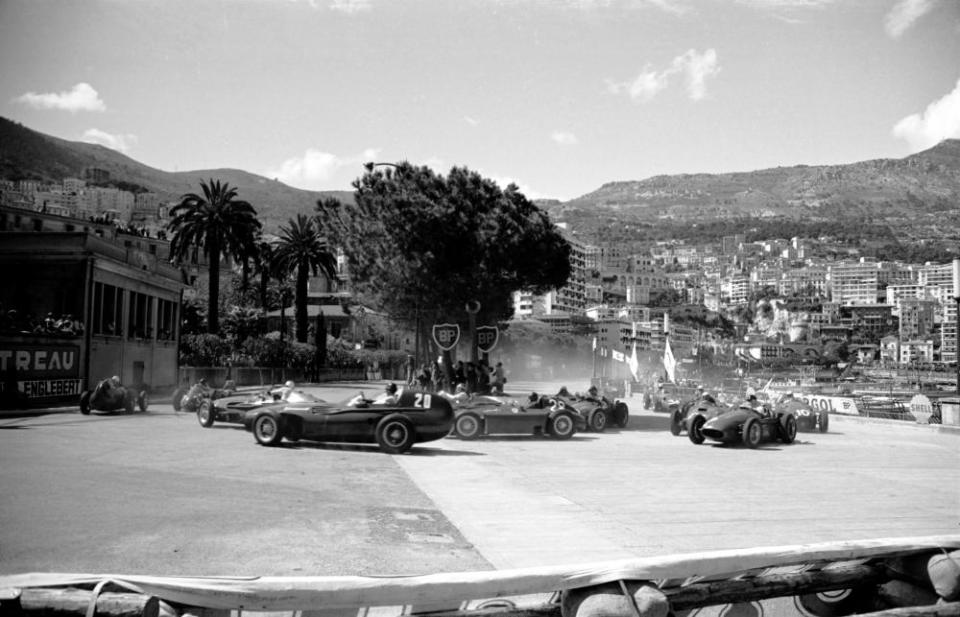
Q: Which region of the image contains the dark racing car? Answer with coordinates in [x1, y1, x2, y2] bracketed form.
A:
[79, 377, 148, 415]
[690, 402, 798, 448]
[556, 387, 629, 432]
[775, 393, 829, 433]
[449, 393, 585, 440]
[671, 394, 728, 437]
[242, 387, 454, 454]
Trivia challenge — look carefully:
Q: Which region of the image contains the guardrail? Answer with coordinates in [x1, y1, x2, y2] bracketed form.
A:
[1, 535, 957, 617]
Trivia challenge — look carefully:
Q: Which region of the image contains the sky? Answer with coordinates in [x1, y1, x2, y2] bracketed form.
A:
[1, 0, 959, 201]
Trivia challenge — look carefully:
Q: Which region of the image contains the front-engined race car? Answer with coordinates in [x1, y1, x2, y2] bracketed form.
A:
[242, 388, 454, 454]
[671, 395, 728, 437]
[556, 389, 629, 431]
[691, 403, 798, 448]
[775, 395, 829, 433]
[449, 394, 586, 440]
[79, 378, 148, 415]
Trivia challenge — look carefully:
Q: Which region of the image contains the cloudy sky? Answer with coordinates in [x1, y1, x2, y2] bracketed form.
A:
[1, 0, 959, 201]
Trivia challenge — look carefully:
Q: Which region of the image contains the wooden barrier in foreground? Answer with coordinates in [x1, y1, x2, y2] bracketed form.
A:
[1, 535, 958, 617]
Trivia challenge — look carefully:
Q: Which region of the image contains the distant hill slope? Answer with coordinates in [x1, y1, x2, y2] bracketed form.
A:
[0, 117, 352, 230]
[549, 139, 960, 224]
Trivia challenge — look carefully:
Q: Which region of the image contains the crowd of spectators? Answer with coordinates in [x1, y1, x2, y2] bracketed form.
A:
[411, 358, 506, 396]
[0, 304, 84, 337]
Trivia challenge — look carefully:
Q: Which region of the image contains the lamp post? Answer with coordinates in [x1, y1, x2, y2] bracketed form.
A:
[953, 258, 960, 395]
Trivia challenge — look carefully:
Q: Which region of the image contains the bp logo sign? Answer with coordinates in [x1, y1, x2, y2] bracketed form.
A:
[432, 323, 461, 351]
[476, 326, 499, 353]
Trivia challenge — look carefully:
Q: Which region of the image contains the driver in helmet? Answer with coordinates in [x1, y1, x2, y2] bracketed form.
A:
[375, 383, 400, 405]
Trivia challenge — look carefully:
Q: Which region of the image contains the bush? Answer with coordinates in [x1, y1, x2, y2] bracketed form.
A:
[180, 333, 231, 366]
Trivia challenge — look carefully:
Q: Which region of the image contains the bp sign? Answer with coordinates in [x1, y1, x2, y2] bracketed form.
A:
[432, 323, 461, 351]
[476, 326, 499, 353]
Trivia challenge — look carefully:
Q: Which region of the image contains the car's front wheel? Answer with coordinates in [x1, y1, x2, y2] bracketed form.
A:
[819, 412, 830, 433]
[614, 402, 629, 428]
[253, 414, 284, 446]
[670, 410, 683, 436]
[79, 391, 91, 415]
[688, 415, 706, 444]
[376, 414, 415, 454]
[171, 387, 186, 412]
[588, 410, 607, 432]
[197, 400, 215, 428]
[137, 391, 148, 413]
[781, 414, 798, 444]
[548, 411, 576, 439]
[454, 413, 482, 440]
[743, 417, 762, 448]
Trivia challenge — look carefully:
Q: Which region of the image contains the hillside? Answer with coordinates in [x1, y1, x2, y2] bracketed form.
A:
[549, 140, 960, 233]
[0, 117, 352, 230]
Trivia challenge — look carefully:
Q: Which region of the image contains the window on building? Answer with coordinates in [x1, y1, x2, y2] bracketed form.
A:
[157, 299, 178, 341]
[127, 292, 155, 339]
[92, 282, 124, 336]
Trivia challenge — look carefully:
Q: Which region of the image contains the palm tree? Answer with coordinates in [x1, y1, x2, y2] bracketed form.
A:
[167, 179, 262, 334]
[273, 214, 338, 343]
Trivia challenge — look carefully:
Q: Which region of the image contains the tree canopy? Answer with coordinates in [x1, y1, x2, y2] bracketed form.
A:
[315, 162, 572, 329]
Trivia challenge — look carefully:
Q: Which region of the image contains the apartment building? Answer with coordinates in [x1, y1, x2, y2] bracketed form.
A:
[829, 259, 879, 305]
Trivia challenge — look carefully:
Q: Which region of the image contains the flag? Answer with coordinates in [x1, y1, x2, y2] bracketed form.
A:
[592, 337, 597, 352]
[663, 337, 677, 383]
[612, 349, 625, 362]
[627, 342, 640, 381]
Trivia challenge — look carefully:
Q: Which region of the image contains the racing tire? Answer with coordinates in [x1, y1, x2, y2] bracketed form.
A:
[375, 414, 415, 454]
[688, 415, 706, 444]
[79, 391, 91, 415]
[614, 402, 629, 428]
[819, 412, 830, 433]
[780, 415, 798, 444]
[670, 410, 683, 436]
[588, 410, 607, 432]
[743, 417, 762, 448]
[197, 400, 215, 428]
[171, 387, 187, 412]
[123, 394, 135, 414]
[795, 587, 877, 617]
[548, 411, 576, 440]
[137, 391, 148, 413]
[253, 413, 284, 446]
[454, 413, 483, 440]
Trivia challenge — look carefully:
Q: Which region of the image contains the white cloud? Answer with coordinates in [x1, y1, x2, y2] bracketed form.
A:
[551, 130, 579, 145]
[14, 83, 106, 112]
[267, 149, 346, 189]
[885, 0, 935, 38]
[81, 128, 137, 153]
[329, 0, 371, 14]
[608, 48, 719, 103]
[892, 78, 960, 151]
[464, 116, 479, 126]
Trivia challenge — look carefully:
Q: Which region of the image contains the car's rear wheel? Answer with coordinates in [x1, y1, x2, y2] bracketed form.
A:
[743, 417, 762, 448]
[795, 587, 875, 617]
[614, 402, 629, 428]
[589, 410, 607, 432]
[171, 387, 186, 411]
[197, 400, 215, 428]
[253, 414, 283, 446]
[376, 414, 415, 454]
[454, 413, 482, 439]
[819, 412, 830, 433]
[137, 391, 148, 413]
[124, 394, 135, 414]
[781, 414, 798, 444]
[548, 411, 576, 439]
[79, 391, 91, 415]
[670, 410, 683, 436]
[688, 415, 705, 444]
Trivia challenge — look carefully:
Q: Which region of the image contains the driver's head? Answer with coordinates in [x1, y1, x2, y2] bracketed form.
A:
[199, 378, 207, 386]
[386, 383, 398, 395]
[284, 380, 295, 389]
[528, 392, 539, 403]
[111, 375, 120, 384]
[588, 386, 598, 396]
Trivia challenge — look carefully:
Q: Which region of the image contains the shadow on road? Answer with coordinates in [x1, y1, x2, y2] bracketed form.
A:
[271, 440, 486, 457]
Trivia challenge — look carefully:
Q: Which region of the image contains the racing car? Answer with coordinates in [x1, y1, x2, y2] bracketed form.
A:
[449, 393, 586, 440]
[171, 379, 236, 413]
[671, 394, 729, 438]
[690, 402, 798, 448]
[555, 388, 629, 431]
[242, 387, 455, 454]
[79, 378, 148, 415]
[775, 393, 829, 433]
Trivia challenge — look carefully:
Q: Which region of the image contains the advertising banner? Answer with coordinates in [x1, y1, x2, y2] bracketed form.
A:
[475, 326, 499, 353]
[797, 393, 859, 415]
[0, 344, 82, 401]
[432, 323, 461, 351]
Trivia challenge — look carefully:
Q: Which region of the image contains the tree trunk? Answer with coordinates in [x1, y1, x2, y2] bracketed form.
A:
[207, 235, 221, 334]
[295, 262, 309, 343]
[315, 311, 327, 371]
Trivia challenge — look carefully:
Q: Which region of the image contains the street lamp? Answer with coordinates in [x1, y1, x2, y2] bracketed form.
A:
[953, 259, 960, 395]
